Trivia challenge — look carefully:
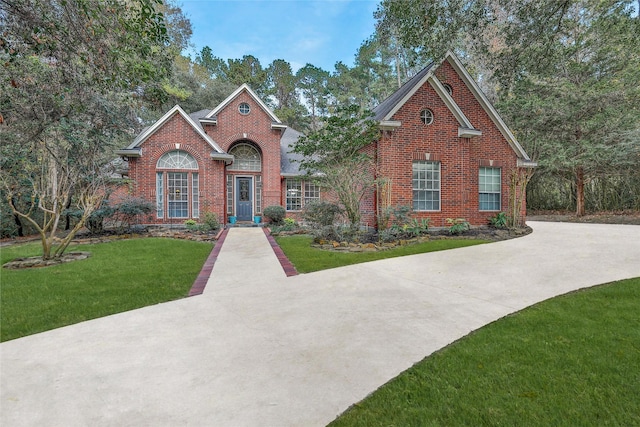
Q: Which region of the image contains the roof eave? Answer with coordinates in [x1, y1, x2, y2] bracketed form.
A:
[115, 148, 141, 158]
[458, 127, 483, 138]
[379, 120, 402, 130]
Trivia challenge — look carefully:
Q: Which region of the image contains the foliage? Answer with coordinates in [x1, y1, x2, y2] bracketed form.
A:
[68, 201, 116, 235]
[199, 211, 220, 231]
[1, 238, 212, 342]
[446, 218, 470, 235]
[269, 218, 300, 234]
[275, 234, 488, 273]
[489, 212, 508, 229]
[302, 201, 343, 227]
[184, 219, 198, 230]
[330, 277, 640, 426]
[296, 64, 331, 131]
[379, 211, 430, 242]
[292, 105, 380, 229]
[111, 197, 155, 232]
[263, 205, 286, 225]
[0, 0, 171, 259]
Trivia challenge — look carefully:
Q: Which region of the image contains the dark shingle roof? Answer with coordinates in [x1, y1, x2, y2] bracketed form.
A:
[372, 62, 435, 121]
[188, 109, 212, 130]
[280, 127, 304, 176]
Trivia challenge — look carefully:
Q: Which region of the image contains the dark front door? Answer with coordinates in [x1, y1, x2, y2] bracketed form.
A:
[236, 177, 253, 221]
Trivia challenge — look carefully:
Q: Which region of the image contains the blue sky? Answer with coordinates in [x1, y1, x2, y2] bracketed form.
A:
[180, 0, 379, 72]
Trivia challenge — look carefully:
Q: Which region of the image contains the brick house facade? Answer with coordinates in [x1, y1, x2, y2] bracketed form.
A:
[117, 52, 535, 228]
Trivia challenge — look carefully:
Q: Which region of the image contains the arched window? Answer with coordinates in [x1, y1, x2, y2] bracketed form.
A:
[155, 150, 199, 219]
[157, 150, 198, 169]
[228, 143, 261, 171]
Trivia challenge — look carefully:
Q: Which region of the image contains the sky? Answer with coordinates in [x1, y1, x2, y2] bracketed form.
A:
[179, 0, 380, 72]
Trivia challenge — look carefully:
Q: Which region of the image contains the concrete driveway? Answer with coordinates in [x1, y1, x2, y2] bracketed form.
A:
[1, 221, 639, 426]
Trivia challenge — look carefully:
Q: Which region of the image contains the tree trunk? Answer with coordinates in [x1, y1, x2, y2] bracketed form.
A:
[12, 197, 24, 237]
[575, 167, 586, 217]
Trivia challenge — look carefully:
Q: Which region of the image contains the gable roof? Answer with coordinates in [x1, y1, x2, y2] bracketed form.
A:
[123, 105, 225, 153]
[373, 51, 534, 164]
[206, 84, 282, 124]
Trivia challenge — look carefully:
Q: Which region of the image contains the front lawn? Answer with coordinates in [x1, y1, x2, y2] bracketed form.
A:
[274, 234, 489, 273]
[330, 277, 640, 426]
[1, 238, 212, 342]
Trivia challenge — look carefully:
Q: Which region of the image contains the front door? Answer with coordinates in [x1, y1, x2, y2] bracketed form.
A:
[236, 177, 253, 221]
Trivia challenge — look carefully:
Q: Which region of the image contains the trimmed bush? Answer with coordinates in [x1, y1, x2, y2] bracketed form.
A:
[303, 201, 343, 227]
[263, 205, 286, 225]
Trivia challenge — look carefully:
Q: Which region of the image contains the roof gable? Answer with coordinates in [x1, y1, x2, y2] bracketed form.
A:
[373, 51, 533, 163]
[126, 105, 224, 153]
[206, 84, 282, 123]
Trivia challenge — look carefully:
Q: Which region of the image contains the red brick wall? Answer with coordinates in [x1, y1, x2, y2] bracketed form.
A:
[203, 92, 283, 214]
[367, 60, 521, 228]
[126, 90, 284, 225]
[126, 113, 227, 225]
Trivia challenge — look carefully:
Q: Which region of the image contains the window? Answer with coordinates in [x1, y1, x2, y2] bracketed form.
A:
[304, 181, 320, 205]
[255, 175, 262, 214]
[420, 109, 434, 125]
[226, 175, 233, 215]
[156, 150, 199, 218]
[285, 179, 320, 211]
[192, 173, 199, 218]
[157, 150, 197, 169]
[156, 172, 164, 218]
[443, 83, 453, 95]
[167, 172, 189, 218]
[238, 102, 250, 115]
[229, 143, 261, 171]
[413, 161, 440, 211]
[479, 167, 501, 211]
[286, 179, 302, 211]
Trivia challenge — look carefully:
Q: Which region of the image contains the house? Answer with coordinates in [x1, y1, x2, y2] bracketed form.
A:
[116, 52, 535, 228]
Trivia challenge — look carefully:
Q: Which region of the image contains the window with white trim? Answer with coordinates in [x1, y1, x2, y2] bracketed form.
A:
[304, 181, 320, 206]
[156, 150, 199, 219]
[238, 102, 250, 115]
[228, 143, 261, 171]
[286, 179, 302, 211]
[413, 161, 440, 211]
[420, 109, 434, 125]
[285, 179, 321, 211]
[479, 167, 501, 211]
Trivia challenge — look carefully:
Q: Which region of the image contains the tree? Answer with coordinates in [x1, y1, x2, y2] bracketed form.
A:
[291, 105, 380, 229]
[265, 59, 310, 131]
[0, 0, 170, 260]
[493, 0, 640, 216]
[296, 64, 331, 131]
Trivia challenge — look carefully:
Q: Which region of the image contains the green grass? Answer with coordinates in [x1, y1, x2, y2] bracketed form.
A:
[330, 277, 640, 426]
[274, 235, 489, 273]
[1, 238, 212, 342]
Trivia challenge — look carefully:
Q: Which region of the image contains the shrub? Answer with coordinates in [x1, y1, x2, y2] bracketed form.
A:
[303, 201, 342, 227]
[263, 205, 286, 225]
[112, 197, 155, 232]
[489, 212, 508, 229]
[67, 200, 116, 234]
[379, 218, 430, 242]
[199, 211, 219, 231]
[184, 219, 198, 231]
[447, 218, 470, 235]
